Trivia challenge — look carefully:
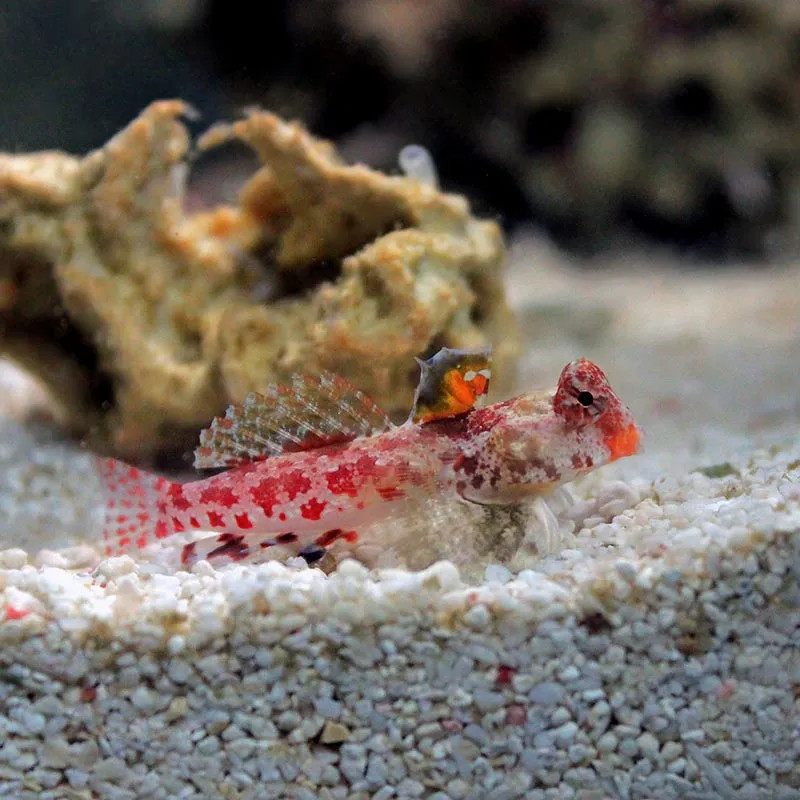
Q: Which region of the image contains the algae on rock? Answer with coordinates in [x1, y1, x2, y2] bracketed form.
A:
[0, 101, 516, 459]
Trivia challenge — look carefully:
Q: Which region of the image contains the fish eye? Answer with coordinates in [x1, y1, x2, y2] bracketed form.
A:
[577, 391, 594, 407]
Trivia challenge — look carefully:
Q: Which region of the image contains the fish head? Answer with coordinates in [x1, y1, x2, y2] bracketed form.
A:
[551, 359, 642, 469]
[454, 359, 641, 504]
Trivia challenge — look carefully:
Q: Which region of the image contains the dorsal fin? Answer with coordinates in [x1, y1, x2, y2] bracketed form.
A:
[194, 372, 392, 469]
[409, 347, 492, 424]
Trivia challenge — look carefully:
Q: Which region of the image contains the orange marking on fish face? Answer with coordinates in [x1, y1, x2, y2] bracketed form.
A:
[604, 422, 641, 461]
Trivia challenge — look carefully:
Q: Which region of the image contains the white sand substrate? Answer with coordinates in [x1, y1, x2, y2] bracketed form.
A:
[1, 241, 799, 799]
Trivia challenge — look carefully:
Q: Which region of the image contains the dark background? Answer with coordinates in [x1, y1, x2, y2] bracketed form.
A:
[2, 0, 799, 258]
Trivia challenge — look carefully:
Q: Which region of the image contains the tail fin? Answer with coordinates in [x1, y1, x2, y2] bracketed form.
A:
[95, 457, 170, 557]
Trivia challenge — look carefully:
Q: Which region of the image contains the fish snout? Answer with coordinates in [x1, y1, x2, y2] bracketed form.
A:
[605, 418, 643, 462]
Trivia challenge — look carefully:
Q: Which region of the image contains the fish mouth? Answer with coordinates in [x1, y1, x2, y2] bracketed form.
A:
[604, 422, 642, 461]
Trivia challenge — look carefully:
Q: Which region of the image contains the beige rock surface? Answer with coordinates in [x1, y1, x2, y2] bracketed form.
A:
[0, 101, 515, 459]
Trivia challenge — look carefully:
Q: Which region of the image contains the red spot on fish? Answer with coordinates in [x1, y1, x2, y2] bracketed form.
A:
[167, 483, 191, 511]
[315, 529, 344, 547]
[495, 664, 516, 685]
[198, 483, 238, 508]
[189, 516, 200, 529]
[136, 535, 147, 548]
[453, 452, 479, 476]
[276, 532, 298, 543]
[155, 519, 169, 539]
[343, 530, 359, 543]
[571, 454, 584, 469]
[301, 497, 326, 520]
[136, 512, 149, 524]
[285, 470, 312, 501]
[181, 541, 197, 565]
[250, 478, 278, 518]
[172, 517, 185, 532]
[235, 512, 253, 529]
[278, 512, 287, 521]
[5, 605, 30, 621]
[207, 510, 225, 527]
[119, 536, 131, 548]
[259, 540, 274, 549]
[207, 534, 250, 562]
[325, 463, 360, 497]
[128, 466, 140, 480]
[357, 501, 365, 510]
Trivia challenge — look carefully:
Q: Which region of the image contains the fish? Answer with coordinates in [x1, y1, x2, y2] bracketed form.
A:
[96, 348, 641, 568]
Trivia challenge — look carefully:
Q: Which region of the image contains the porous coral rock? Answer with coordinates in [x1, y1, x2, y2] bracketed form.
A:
[0, 101, 515, 459]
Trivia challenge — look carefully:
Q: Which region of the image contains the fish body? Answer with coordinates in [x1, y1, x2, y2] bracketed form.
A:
[98, 351, 641, 567]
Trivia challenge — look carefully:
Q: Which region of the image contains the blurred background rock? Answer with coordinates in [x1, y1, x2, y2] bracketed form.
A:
[2, 0, 799, 258]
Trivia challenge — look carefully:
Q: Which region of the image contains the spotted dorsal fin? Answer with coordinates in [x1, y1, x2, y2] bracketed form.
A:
[409, 347, 492, 424]
[194, 372, 392, 469]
